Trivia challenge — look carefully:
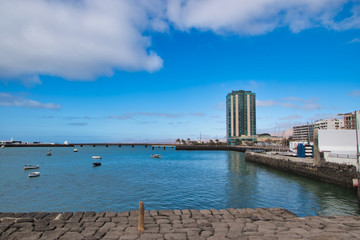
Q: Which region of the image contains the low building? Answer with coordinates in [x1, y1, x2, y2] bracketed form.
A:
[314, 119, 344, 130]
[293, 124, 314, 142]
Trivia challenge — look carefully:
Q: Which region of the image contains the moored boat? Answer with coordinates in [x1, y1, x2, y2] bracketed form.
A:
[93, 162, 101, 167]
[24, 165, 40, 170]
[28, 172, 40, 177]
[92, 156, 102, 159]
[46, 152, 52, 156]
[74, 149, 78, 152]
[151, 154, 161, 158]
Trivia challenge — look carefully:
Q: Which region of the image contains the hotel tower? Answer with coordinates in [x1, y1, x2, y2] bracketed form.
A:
[226, 90, 256, 145]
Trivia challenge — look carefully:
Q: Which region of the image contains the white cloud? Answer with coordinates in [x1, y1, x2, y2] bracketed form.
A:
[109, 112, 207, 119]
[0, 0, 359, 84]
[166, 0, 355, 35]
[347, 38, 360, 44]
[0, 0, 164, 82]
[0, 92, 61, 110]
[280, 115, 302, 120]
[257, 99, 277, 107]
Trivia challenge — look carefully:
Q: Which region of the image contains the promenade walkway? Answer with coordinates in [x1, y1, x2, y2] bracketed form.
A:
[1, 208, 360, 240]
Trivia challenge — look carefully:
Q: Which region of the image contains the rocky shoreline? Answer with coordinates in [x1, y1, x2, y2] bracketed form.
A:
[1, 208, 360, 240]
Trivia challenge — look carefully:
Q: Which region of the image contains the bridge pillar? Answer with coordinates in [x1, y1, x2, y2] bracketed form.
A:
[119, 145, 121, 148]
[132, 145, 134, 148]
[145, 145, 147, 148]
[106, 145, 108, 148]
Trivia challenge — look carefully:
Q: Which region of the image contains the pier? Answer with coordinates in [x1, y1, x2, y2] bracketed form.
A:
[1, 208, 360, 240]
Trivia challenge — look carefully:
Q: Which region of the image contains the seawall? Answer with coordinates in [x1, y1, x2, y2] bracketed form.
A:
[245, 151, 358, 188]
[1, 208, 360, 240]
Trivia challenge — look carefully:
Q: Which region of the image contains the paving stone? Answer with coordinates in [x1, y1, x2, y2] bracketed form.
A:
[158, 210, 173, 216]
[96, 217, 111, 223]
[34, 212, 49, 220]
[164, 233, 187, 240]
[39, 229, 67, 239]
[181, 209, 191, 216]
[60, 212, 73, 220]
[156, 219, 170, 224]
[140, 233, 163, 240]
[16, 217, 34, 223]
[103, 230, 123, 239]
[59, 231, 84, 240]
[81, 227, 98, 237]
[98, 222, 117, 233]
[6, 231, 41, 240]
[106, 211, 118, 218]
[120, 235, 140, 240]
[173, 210, 182, 216]
[4, 208, 360, 240]
[199, 209, 212, 216]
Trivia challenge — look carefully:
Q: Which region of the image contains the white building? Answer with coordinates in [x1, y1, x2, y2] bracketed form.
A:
[314, 119, 344, 130]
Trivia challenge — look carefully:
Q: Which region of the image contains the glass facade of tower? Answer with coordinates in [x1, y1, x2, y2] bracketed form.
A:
[226, 90, 256, 145]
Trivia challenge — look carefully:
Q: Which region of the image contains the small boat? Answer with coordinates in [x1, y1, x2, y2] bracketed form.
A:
[24, 165, 40, 170]
[46, 152, 52, 156]
[28, 172, 40, 177]
[151, 154, 161, 158]
[93, 162, 101, 167]
[48, 149, 52, 151]
[92, 156, 102, 159]
[74, 149, 78, 152]
[1, 145, 5, 149]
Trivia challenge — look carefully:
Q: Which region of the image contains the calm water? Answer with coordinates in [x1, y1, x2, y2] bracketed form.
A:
[0, 146, 359, 217]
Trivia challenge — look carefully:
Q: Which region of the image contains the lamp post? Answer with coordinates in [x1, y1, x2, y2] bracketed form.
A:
[338, 111, 360, 172]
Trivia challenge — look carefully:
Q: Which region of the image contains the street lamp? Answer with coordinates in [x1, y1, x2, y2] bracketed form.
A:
[338, 111, 360, 172]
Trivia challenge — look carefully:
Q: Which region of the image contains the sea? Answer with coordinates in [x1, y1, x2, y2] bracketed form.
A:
[0, 145, 359, 217]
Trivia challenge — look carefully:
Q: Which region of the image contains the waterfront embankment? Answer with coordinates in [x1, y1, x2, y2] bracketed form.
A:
[175, 145, 285, 152]
[1, 208, 360, 240]
[245, 151, 358, 189]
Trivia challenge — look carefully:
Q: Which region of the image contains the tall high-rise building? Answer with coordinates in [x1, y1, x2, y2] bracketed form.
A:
[226, 90, 256, 145]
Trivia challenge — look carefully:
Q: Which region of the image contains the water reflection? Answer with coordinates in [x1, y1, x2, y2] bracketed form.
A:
[225, 151, 359, 216]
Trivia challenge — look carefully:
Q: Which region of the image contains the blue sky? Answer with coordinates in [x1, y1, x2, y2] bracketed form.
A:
[0, 0, 359, 143]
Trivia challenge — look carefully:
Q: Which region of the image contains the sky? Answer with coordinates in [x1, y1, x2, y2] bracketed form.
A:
[0, 0, 359, 143]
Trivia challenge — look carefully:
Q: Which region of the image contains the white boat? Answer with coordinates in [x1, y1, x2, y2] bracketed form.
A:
[74, 149, 78, 152]
[46, 152, 52, 156]
[1, 145, 5, 149]
[92, 156, 102, 159]
[24, 165, 40, 170]
[28, 172, 40, 177]
[151, 154, 161, 158]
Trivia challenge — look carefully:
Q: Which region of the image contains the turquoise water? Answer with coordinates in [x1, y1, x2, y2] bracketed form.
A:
[0, 146, 359, 217]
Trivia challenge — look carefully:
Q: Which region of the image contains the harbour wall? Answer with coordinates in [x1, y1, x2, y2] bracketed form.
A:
[175, 145, 283, 152]
[245, 151, 358, 189]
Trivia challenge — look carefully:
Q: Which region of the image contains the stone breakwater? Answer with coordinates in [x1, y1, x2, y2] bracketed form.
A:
[245, 152, 358, 189]
[1, 208, 360, 240]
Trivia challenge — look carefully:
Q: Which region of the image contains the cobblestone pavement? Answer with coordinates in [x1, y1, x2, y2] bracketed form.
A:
[1, 208, 360, 240]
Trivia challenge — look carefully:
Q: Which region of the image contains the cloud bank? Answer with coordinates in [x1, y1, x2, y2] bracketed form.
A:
[0, 0, 359, 83]
[0, 92, 61, 110]
[0, 0, 164, 82]
[257, 97, 322, 110]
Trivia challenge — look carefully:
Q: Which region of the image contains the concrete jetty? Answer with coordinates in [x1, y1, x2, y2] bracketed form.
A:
[1, 208, 360, 240]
